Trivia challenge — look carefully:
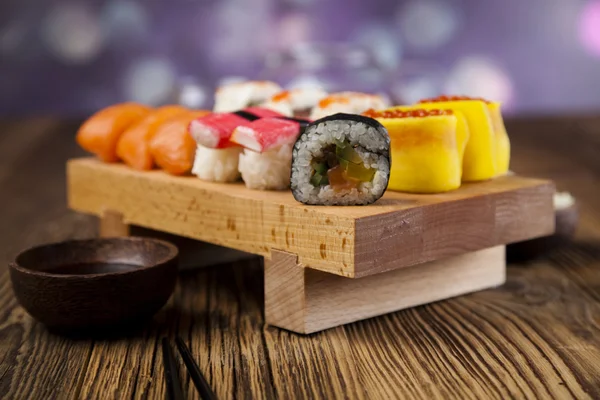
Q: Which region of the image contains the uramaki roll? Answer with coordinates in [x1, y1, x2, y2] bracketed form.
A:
[386, 105, 469, 180]
[365, 108, 461, 193]
[417, 97, 495, 181]
[417, 95, 511, 181]
[487, 101, 510, 176]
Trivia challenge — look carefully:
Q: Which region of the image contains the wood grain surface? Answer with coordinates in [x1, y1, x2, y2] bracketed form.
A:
[1, 116, 600, 399]
[265, 246, 506, 333]
[68, 158, 554, 277]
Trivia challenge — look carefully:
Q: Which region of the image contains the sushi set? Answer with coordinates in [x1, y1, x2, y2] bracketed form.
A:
[68, 81, 556, 334]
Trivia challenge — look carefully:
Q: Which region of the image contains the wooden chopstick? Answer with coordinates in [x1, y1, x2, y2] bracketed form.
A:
[175, 336, 217, 400]
[162, 338, 185, 400]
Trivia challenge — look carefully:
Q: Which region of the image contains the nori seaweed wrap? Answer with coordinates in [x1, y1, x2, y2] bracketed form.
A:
[290, 113, 390, 205]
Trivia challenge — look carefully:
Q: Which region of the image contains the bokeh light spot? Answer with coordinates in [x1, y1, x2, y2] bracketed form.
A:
[278, 13, 311, 47]
[0, 20, 27, 55]
[579, 1, 600, 57]
[286, 75, 326, 90]
[393, 78, 440, 105]
[352, 23, 402, 69]
[177, 78, 209, 109]
[397, 0, 461, 51]
[42, 3, 105, 64]
[124, 58, 176, 105]
[101, 0, 149, 46]
[217, 76, 248, 86]
[207, 0, 272, 67]
[446, 56, 514, 106]
[282, 0, 317, 7]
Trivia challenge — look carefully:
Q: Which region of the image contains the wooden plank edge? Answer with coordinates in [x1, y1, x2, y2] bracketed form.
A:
[266, 246, 506, 335]
[352, 180, 555, 278]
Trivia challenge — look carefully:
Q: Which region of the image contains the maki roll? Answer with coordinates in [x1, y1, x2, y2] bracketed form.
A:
[291, 113, 390, 205]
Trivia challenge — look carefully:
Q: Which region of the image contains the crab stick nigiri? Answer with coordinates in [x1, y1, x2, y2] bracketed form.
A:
[116, 105, 188, 170]
[230, 117, 307, 153]
[232, 117, 309, 190]
[76, 102, 152, 162]
[189, 108, 283, 183]
[149, 110, 211, 175]
[189, 107, 282, 149]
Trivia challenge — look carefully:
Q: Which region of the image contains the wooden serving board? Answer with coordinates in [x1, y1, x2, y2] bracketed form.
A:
[67, 158, 555, 333]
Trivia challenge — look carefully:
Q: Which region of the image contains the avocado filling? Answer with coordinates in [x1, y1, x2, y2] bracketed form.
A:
[310, 141, 376, 190]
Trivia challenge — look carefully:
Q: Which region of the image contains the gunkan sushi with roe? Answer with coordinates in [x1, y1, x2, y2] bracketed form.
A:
[262, 87, 328, 118]
[213, 81, 282, 113]
[290, 113, 390, 205]
[309, 92, 388, 121]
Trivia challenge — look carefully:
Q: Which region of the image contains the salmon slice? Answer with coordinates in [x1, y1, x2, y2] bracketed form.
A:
[116, 105, 188, 170]
[149, 110, 211, 175]
[76, 103, 152, 162]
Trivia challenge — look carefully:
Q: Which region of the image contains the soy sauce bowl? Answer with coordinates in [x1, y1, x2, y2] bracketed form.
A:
[9, 237, 178, 333]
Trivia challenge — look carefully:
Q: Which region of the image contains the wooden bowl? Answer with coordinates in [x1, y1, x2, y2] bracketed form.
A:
[9, 237, 178, 333]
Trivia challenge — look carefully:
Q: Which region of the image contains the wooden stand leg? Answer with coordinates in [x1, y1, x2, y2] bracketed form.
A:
[99, 210, 130, 238]
[265, 246, 506, 334]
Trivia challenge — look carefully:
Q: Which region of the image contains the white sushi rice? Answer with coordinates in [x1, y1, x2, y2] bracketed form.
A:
[213, 81, 282, 112]
[291, 118, 390, 205]
[239, 144, 293, 190]
[260, 99, 293, 117]
[261, 87, 327, 117]
[191, 145, 242, 182]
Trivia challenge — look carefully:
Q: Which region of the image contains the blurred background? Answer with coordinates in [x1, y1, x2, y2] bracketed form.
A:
[1, 0, 600, 116]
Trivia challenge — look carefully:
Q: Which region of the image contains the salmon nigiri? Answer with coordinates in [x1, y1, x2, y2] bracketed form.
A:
[116, 105, 188, 170]
[76, 102, 152, 162]
[149, 110, 211, 175]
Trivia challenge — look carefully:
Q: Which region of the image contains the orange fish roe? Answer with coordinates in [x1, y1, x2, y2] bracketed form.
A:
[418, 95, 490, 103]
[363, 108, 453, 119]
[271, 91, 290, 102]
[318, 96, 351, 108]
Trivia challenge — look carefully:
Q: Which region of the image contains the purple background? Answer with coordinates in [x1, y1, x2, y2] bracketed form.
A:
[2, 0, 600, 116]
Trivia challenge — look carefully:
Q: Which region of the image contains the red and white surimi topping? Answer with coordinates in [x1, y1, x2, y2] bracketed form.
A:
[230, 118, 302, 153]
[188, 107, 282, 149]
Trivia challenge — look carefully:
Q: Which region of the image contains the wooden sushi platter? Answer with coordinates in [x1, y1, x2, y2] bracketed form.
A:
[67, 157, 555, 334]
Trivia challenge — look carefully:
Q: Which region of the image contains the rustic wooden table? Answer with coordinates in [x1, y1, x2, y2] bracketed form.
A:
[1, 116, 599, 399]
